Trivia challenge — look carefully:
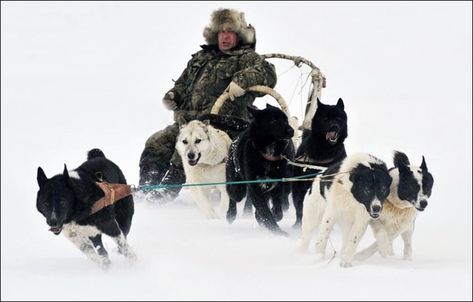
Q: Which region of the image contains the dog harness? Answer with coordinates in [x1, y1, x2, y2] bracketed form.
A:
[90, 182, 133, 215]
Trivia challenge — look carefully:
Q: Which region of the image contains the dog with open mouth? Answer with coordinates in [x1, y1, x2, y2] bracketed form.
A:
[176, 120, 233, 218]
[354, 151, 434, 262]
[292, 98, 348, 227]
[299, 153, 392, 267]
[36, 148, 136, 268]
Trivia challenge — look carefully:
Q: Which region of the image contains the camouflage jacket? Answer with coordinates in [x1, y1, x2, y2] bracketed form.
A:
[168, 44, 277, 124]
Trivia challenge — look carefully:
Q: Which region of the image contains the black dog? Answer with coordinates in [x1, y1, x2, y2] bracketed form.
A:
[292, 98, 348, 227]
[225, 104, 295, 235]
[36, 148, 135, 268]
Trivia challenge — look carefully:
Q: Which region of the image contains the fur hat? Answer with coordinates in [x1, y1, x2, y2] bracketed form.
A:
[203, 8, 256, 46]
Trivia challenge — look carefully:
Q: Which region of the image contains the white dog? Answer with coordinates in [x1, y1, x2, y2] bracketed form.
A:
[176, 120, 232, 219]
[299, 153, 392, 267]
[355, 151, 434, 261]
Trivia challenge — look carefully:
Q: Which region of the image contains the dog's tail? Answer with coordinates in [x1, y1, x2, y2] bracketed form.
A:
[199, 114, 250, 132]
[87, 148, 106, 160]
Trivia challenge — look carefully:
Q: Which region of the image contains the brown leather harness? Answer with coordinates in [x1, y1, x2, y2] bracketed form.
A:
[90, 182, 133, 215]
[259, 151, 283, 161]
[294, 154, 336, 165]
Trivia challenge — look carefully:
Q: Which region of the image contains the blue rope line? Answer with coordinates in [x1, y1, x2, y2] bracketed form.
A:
[137, 172, 321, 192]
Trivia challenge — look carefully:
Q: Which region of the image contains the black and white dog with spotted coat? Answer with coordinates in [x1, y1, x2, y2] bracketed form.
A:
[36, 148, 136, 268]
[299, 153, 392, 267]
[354, 151, 434, 261]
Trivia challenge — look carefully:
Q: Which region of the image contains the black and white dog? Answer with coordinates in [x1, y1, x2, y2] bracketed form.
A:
[355, 151, 434, 261]
[300, 153, 392, 267]
[292, 98, 348, 227]
[36, 149, 135, 268]
[225, 104, 295, 235]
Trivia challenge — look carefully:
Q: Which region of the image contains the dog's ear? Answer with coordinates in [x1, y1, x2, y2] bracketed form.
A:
[336, 98, 344, 110]
[95, 171, 104, 182]
[420, 156, 428, 172]
[247, 105, 259, 118]
[393, 151, 410, 168]
[201, 119, 210, 126]
[63, 164, 69, 179]
[265, 103, 278, 110]
[201, 121, 209, 133]
[177, 115, 187, 126]
[37, 167, 48, 187]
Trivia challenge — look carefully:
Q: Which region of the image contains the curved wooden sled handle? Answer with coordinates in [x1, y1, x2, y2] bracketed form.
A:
[210, 85, 289, 115]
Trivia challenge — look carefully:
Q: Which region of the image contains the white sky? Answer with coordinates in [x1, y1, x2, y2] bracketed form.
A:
[1, 2, 472, 300]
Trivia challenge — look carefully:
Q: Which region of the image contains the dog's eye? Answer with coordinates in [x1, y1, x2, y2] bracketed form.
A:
[379, 186, 388, 196]
[182, 140, 188, 145]
[195, 139, 201, 144]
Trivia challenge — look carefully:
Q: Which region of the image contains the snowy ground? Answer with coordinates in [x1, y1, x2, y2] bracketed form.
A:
[2, 2, 471, 301]
[1, 191, 471, 301]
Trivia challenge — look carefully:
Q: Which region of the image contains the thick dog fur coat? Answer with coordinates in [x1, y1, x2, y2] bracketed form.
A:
[354, 151, 434, 261]
[225, 104, 295, 235]
[300, 153, 392, 267]
[36, 149, 135, 268]
[292, 98, 348, 227]
[176, 120, 232, 218]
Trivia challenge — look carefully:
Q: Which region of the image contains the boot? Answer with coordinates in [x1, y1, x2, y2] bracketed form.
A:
[139, 146, 168, 186]
[146, 163, 186, 203]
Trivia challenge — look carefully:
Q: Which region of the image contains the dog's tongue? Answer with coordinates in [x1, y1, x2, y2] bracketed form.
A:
[49, 226, 62, 235]
[326, 131, 337, 141]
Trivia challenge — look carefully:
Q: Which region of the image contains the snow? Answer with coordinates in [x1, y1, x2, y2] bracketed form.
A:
[1, 2, 471, 300]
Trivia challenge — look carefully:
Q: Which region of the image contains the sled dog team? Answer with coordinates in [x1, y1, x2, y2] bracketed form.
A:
[36, 99, 434, 268]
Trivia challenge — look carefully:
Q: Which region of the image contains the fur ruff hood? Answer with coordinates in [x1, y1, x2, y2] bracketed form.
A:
[203, 8, 256, 46]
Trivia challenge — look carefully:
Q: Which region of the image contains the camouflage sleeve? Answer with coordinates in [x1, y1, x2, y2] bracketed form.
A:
[166, 52, 201, 106]
[231, 50, 277, 90]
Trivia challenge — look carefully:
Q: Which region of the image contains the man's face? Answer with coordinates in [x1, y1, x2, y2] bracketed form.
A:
[218, 30, 238, 52]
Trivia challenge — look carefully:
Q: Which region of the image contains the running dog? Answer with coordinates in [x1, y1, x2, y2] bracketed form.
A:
[176, 120, 232, 218]
[354, 151, 434, 261]
[292, 98, 348, 227]
[300, 153, 392, 267]
[225, 104, 295, 235]
[36, 149, 135, 268]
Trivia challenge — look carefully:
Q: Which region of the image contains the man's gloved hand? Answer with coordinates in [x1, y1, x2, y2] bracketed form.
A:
[225, 81, 246, 101]
[162, 92, 178, 110]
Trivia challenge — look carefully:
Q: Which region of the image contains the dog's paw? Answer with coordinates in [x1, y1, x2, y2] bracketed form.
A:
[339, 260, 353, 268]
[353, 251, 369, 262]
[98, 258, 112, 270]
[292, 221, 302, 229]
[273, 209, 283, 222]
[226, 211, 237, 224]
[275, 229, 289, 237]
[204, 210, 218, 219]
[297, 243, 309, 254]
[313, 253, 326, 262]
[377, 240, 394, 258]
[281, 199, 290, 212]
[378, 247, 393, 258]
[403, 254, 413, 261]
[126, 250, 138, 264]
[242, 205, 253, 217]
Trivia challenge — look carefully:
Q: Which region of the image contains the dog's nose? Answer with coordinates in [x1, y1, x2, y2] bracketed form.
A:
[330, 123, 340, 132]
[187, 152, 196, 160]
[371, 205, 381, 213]
[420, 200, 428, 209]
[286, 127, 294, 136]
[47, 217, 57, 226]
